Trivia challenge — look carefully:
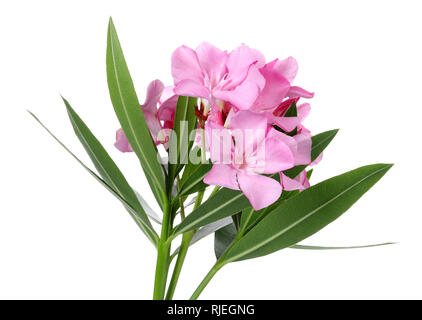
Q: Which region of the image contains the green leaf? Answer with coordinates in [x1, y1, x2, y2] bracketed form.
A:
[290, 242, 396, 250]
[171, 188, 251, 237]
[106, 18, 166, 208]
[223, 163, 393, 262]
[214, 223, 237, 259]
[28, 111, 159, 247]
[63, 98, 158, 241]
[178, 163, 212, 197]
[168, 96, 198, 181]
[283, 129, 338, 179]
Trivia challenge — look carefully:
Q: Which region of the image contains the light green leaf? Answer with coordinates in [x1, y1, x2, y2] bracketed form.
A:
[223, 163, 393, 262]
[28, 111, 159, 247]
[106, 18, 166, 208]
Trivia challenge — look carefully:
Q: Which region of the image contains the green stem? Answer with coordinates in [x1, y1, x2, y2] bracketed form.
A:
[153, 197, 171, 300]
[190, 261, 225, 300]
[165, 188, 205, 299]
[165, 230, 195, 299]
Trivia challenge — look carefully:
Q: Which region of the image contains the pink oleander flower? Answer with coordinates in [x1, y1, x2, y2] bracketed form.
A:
[171, 42, 265, 110]
[280, 170, 310, 192]
[203, 111, 297, 210]
[114, 80, 177, 152]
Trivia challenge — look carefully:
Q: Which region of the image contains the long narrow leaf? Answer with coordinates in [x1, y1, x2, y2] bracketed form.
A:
[106, 18, 166, 208]
[28, 111, 159, 246]
[168, 96, 197, 181]
[224, 163, 393, 262]
[63, 98, 158, 245]
[290, 242, 396, 250]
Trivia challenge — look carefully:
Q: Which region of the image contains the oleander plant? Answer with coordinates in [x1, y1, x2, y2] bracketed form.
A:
[29, 18, 393, 300]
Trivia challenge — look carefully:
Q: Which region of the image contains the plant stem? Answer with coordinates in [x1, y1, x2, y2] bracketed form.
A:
[153, 197, 172, 300]
[165, 230, 195, 299]
[165, 188, 205, 299]
[190, 261, 225, 300]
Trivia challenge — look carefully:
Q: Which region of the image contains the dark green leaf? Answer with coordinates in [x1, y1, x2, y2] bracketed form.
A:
[178, 162, 212, 197]
[214, 223, 237, 259]
[106, 18, 166, 208]
[223, 163, 393, 262]
[63, 98, 158, 244]
[28, 111, 159, 247]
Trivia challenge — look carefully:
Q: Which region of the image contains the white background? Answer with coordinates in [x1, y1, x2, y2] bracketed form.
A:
[0, 0, 421, 299]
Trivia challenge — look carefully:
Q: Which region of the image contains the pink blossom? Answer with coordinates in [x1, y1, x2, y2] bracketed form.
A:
[114, 80, 177, 152]
[171, 42, 265, 110]
[203, 111, 295, 210]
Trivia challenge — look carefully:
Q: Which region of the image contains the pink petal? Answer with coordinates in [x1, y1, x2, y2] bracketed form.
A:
[226, 45, 266, 87]
[281, 170, 310, 191]
[213, 81, 260, 110]
[196, 42, 228, 88]
[297, 103, 311, 122]
[237, 173, 282, 210]
[251, 62, 290, 111]
[142, 79, 164, 111]
[205, 121, 233, 163]
[203, 164, 239, 190]
[159, 86, 176, 104]
[287, 86, 314, 99]
[143, 111, 162, 145]
[114, 128, 133, 153]
[174, 79, 210, 99]
[259, 129, 295, 173]
[293, 132, 312, 165]
[229, 111, 267, 159]
[157, 96, 177, 123]
[272, 116, 301, 132]
[273, 57, 298, 83]
[171, 45, 204, 85]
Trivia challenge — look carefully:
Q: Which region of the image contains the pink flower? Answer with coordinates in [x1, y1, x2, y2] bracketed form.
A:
[280, 170, 310, 192]
[171, 42, 265, 110]
[203, 111, 295, 210]
[114, 80, 177, 152]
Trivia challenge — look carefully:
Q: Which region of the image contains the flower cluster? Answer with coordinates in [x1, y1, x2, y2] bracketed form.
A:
[115, 42, 317, 210]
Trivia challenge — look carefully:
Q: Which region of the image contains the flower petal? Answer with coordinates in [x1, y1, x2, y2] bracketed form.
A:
[273, 56, 298, 83]
[114, 128, 133, 153]
[142, 79, 164, 111]
[237, 173, 282, 210]
[171, 45, 204, 84]
[203, 164, 239, 190]
[258, 129, 295, 173]
[174, 79, 210, 99]
[226, 44, 265, 87]
[281, 170, 310, 191]
[287, 86, 314, 99]
[213, 81, 260, 110]
[293, 132, 312, 165]
[252, 62, 290, 111]
[196, 42, 228, 88]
